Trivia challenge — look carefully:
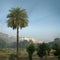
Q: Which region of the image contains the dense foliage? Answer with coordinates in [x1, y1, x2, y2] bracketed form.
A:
[37, 43, 47, 58]
[52, 44, 60, 60]
[26, 43, 35, 60]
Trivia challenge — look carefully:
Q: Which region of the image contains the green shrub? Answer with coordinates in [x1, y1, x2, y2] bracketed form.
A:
[26, 43, 35, 60]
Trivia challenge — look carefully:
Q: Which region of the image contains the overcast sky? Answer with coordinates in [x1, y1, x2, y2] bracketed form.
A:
[0, 0, 60, 42]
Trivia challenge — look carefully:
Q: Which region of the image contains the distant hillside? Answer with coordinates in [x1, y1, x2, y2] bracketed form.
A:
[0, 32, 16, 43]
[0, 32, 8, 42]
[49, 38, 60, 46]
[0, 32, 43, 44]
[0, 32, 43, 48]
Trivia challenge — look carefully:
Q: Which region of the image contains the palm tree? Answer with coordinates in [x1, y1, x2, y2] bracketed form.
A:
[7, 7, 28, 60]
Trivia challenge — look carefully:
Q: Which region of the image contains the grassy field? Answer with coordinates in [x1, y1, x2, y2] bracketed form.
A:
[0, 56, 58, 60]
[0, 48, 58, 60]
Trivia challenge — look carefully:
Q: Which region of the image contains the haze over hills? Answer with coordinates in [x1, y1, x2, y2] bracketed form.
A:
[49, 38, 60, 46]
[0, 32, 43, 43]
[0, 32, 60, 48]
[0, 32, 16, 43]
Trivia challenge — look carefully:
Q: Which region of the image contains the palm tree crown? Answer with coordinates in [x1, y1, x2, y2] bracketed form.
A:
[7, 7, 28, 29]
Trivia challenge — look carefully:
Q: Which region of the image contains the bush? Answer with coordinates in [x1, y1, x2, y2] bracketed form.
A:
[9, 54, 17, 60]
[26, 43, 35, 60]
[37, 43, 49, 58]
[52, 44, 60, 60]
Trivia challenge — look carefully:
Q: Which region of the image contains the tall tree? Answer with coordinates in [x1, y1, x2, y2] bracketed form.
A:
[7, 7, 28, 60]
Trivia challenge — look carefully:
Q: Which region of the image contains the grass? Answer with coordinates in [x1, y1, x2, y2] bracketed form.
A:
[0, 48, 59, 60]
[0, 57, 7, 60]
[0, 56, 58, 60]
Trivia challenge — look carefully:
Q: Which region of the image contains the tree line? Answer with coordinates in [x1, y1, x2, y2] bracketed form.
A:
[26, 42, 60, 60]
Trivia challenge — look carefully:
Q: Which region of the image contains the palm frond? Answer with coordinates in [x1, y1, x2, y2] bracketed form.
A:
[7, 7, 28, 29]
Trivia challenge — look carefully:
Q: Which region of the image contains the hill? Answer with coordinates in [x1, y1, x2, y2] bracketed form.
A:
[0, 32, 43, 44]
[49, 38, 60, 46]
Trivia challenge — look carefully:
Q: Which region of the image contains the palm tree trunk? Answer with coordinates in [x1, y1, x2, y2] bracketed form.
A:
[17, 27, 19, 60]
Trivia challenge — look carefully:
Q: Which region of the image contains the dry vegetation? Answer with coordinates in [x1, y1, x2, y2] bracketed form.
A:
[0, 48, 58, 60]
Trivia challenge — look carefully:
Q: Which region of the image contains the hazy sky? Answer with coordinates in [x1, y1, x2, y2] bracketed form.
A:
[0, 0, 60, 42]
